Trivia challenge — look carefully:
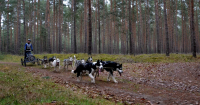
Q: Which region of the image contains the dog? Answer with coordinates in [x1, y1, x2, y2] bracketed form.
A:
[92, 60, 103, 77]
[74, 55, 85, 68]
[50, 58, 61, 71]
[71, 60, 102, 83]
[75, 59, 85, 68]
[41, 56, 48, 68]
[49, 56, 56, 67]
[63, 57, 73, 71]
[86, 56, 93, 63]
[100, 60, 123, 83]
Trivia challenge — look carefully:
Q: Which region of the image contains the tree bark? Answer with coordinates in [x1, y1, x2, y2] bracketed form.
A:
[80, 12, 83, 52]
[45, 0, 51, 53]
[88, 0, 92, 55]
[58, 0, 62, 53]
[84, 0, 88, 53]
[74, 0, 77, 54]
[155, 0, 160, 53]
[33, 0, 36, 53]
[6, 0, 10, 53]
[98, 0, 101, 54]
[102, 0, 105, 53]
[190, 0, 196, 57]
[164, 0, 169, 56]
[129, 0, 133, 55]
[17, 0, 21, 54]
[0, 2, 1, 52]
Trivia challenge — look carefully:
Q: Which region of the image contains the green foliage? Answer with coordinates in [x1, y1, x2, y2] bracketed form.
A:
[0, 64, 119, 105]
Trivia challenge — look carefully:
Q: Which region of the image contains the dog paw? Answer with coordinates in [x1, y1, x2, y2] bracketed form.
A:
[107, 79, 110, 81]
[114, 81, 118, 83]
[71, 70, 74, 73]
[77, 79, 80, 82]
[91, 80, 95, 83]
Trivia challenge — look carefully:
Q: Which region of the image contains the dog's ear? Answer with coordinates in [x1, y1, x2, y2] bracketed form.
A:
[91, 56, 92, 58]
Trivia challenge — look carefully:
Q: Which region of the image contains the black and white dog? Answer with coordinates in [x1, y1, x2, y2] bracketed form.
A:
[100, 60, 123, 83]
[71, 60, 102, 83]
[86, 56, 93, 63]
[41, 56, 48, 68]
[48, 56, 60, 71]
[49, 56, 56, 67]
[63, 57, 73, 71]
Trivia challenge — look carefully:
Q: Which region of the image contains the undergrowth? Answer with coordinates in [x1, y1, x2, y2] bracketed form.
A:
[0, 64, 119, 105]
[0, 53, 199, 63]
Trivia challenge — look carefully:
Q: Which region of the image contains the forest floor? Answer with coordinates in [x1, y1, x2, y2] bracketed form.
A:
[0, 60, 200, 105]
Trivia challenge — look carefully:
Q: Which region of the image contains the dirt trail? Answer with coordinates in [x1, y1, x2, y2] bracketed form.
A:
[1, 61, 200, 105]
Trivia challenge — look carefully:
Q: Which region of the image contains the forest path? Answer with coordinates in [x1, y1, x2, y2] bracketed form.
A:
[0, 61, 200, 105]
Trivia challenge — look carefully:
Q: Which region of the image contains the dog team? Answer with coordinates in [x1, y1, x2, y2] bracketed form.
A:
[40, 55, 123, 84]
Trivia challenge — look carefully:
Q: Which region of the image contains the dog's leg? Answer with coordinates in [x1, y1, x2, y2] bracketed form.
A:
[89, 73, 95, 83]
[107, 72, 111, 81]
[66, 64, 68, 71]
[110, 70, 118, 83]
[77, 72, 81, 82]
[54, 66, 56, 71]
[58, 63, 60, 71]
[80, 73, 82, 81]
[71, 64, 74, 70]
[63, 62, 65, 69]
[89, 69, 95, 83]
[44, 64, 47, 68]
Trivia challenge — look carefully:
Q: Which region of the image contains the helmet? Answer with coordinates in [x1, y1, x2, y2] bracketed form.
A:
[28, 39, 31, 42]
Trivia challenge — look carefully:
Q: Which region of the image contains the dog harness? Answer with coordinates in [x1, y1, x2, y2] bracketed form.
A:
[25, 43, 32, 51]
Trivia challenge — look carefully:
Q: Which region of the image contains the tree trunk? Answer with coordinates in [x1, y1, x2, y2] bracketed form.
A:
[6, 0, 10, 53]
[84, 0, 88, 53]
[88, 0, 92, 55]
[155, 0, 160, 53]
[74, 0, 77, 54]
[132, 0, 136, 54]
[23, 0, 26, 51]
[175, 0, 178, 53]
[139, 0, 143, 53]
[129, 0, 133, 55]
[164, 0, 169, 56]
[33, 0, 36, 53]
[45, 0, 51, 53]
[0, 3, 1, 52]
[17, 0, 21, 54]
[102, 0, 106, 53]
[58, 0, 62, 53]
[195, 1, 199, 53]
[94, 0, 97, 53]
[98, 0, 101, 54]
[190, 0, 196, 57]
[36, 0, 40, 53]
[145, 0, 150, 54]
[80, 12, 83, 52]
[109, 0, 113, 54]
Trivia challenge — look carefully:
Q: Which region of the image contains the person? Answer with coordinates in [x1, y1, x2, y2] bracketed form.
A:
[24, 39, 33, 59]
